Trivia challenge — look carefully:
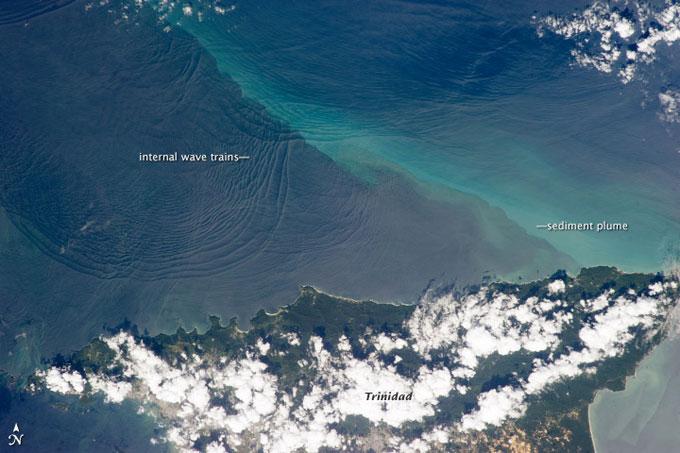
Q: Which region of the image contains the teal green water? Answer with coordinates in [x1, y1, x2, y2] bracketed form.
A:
[170, 3, 680, 272]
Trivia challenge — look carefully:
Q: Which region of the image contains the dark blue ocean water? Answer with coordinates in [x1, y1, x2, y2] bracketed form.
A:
[0, 380, 166, 452]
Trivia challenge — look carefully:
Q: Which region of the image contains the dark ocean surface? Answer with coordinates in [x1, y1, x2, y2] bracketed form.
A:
[0, 380, 166, 452]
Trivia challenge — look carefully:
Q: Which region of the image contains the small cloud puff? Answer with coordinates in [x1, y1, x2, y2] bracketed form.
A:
[548, 279, 566, 295]
[658, 90, 680, 123]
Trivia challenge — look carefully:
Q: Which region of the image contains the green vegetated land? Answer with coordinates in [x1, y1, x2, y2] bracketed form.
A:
[38, 267, 675, 452]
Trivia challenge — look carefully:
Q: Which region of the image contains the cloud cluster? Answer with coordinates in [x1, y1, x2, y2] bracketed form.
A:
[537, 2, 680, 85]
[460, 386, 526, 431]
[39, 368, 86, 395]
[84, 0, 238, 30]
[407, 282, 572, 372]
[658, 89, 680, 123]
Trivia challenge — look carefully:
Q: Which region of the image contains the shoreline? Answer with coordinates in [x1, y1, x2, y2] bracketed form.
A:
[588, 335, 679, 452]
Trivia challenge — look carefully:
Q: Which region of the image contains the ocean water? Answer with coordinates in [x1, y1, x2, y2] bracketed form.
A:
[0, 0, 572, 377]
[590, 337, 680, 453]
[0, 383, 166, 452]
[169, 0, 680, 271]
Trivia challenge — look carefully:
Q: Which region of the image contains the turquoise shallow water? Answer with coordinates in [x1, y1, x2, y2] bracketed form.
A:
[169, 0, 680, 272]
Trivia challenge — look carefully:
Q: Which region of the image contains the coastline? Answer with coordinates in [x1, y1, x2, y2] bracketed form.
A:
[588, 336, 680, 452]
